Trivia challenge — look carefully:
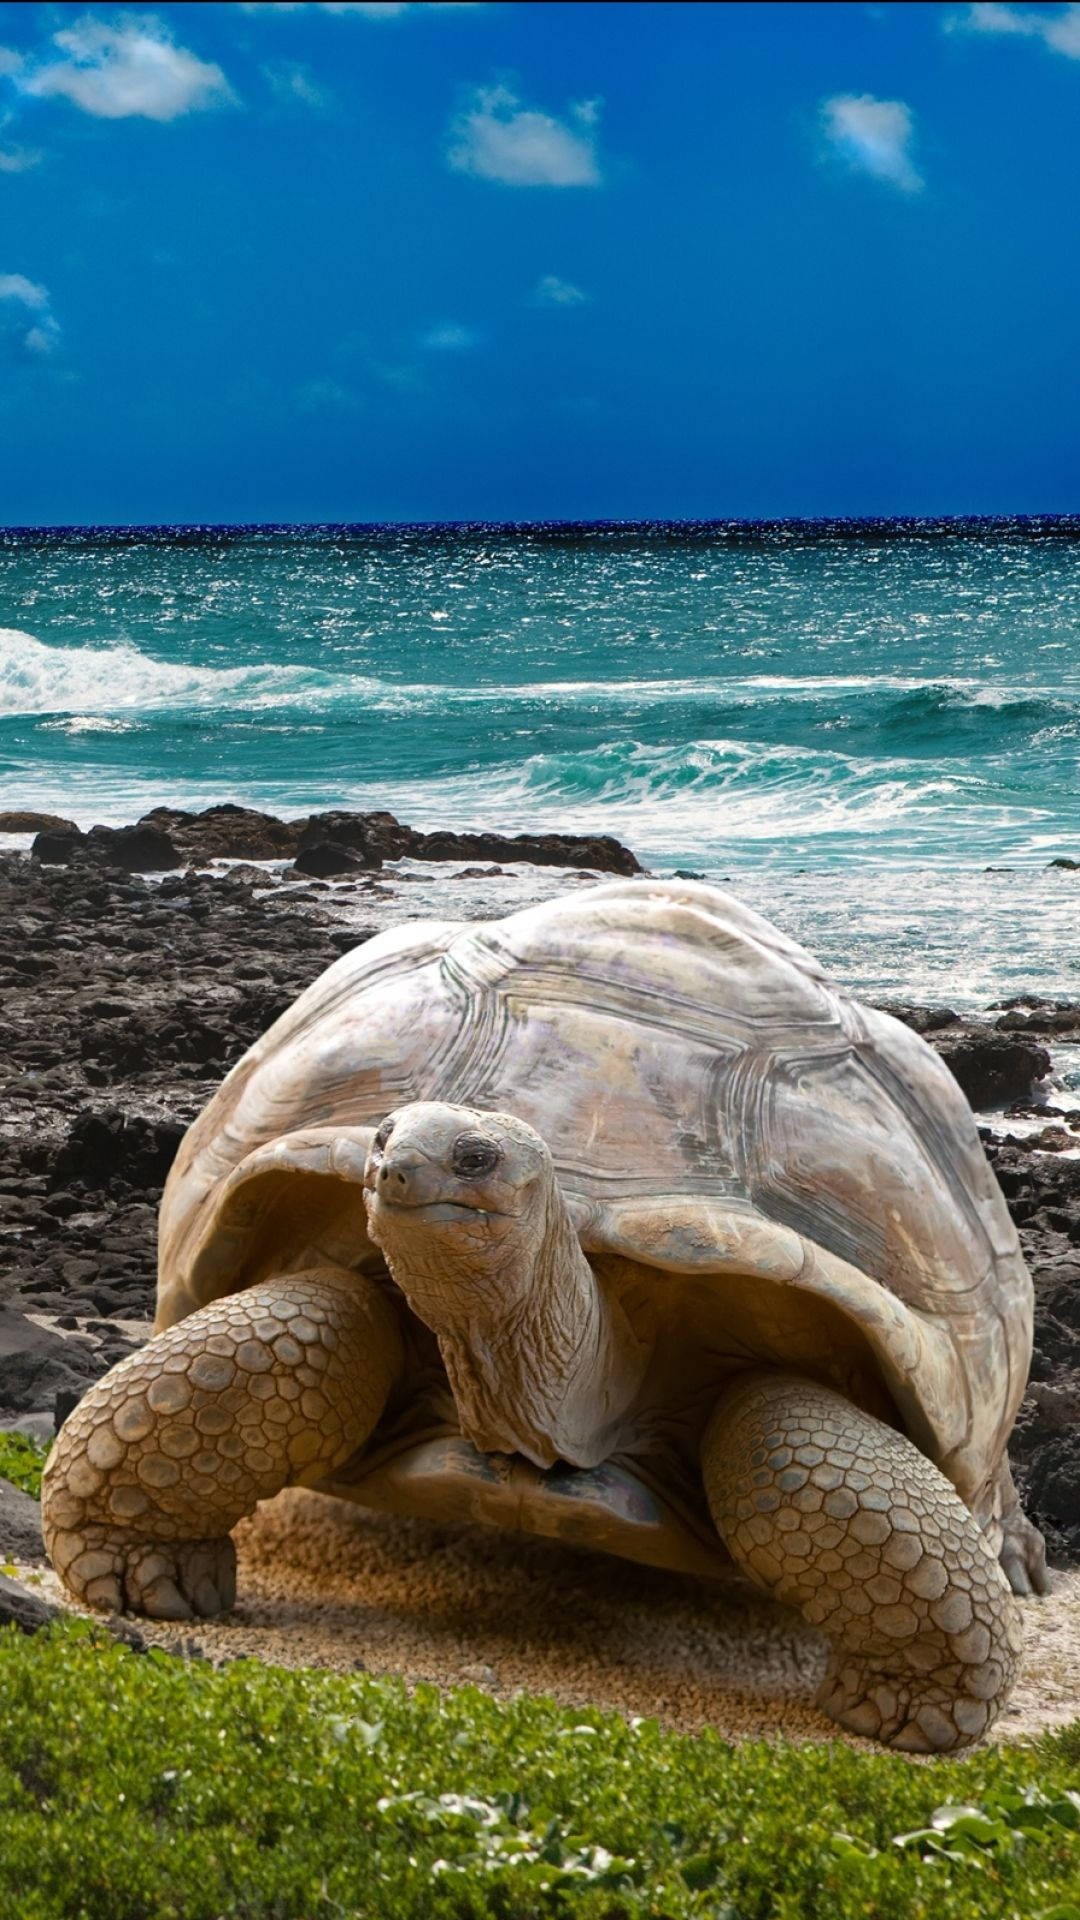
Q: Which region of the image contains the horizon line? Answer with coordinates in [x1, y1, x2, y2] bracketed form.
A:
[3, 512, 1080, 537]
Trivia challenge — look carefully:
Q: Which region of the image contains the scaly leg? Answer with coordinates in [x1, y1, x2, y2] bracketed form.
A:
[42, 1267, 403, 1620]
[995, 1454, 1049, 1597]
[702, 1369, 1024, 1752]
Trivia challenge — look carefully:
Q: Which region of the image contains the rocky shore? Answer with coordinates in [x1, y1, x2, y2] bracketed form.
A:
[1, 806, 1078, 1583]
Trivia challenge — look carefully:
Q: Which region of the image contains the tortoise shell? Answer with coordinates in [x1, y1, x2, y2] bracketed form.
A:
[158, 879, 1031, 1542]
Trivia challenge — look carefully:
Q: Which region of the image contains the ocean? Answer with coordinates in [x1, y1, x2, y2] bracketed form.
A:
[2, 519, 1079, 1012]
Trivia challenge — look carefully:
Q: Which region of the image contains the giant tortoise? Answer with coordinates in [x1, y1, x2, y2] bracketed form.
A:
[42, 878, 1047, 1750]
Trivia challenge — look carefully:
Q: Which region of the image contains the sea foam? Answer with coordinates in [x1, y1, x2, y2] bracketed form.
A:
[0, 629, 365, 718]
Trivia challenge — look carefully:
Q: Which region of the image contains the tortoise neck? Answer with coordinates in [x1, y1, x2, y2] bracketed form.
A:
[435, 1178, 645, 1471]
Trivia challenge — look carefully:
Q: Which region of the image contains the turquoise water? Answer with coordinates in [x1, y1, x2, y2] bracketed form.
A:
[2, 520, 1079, 1004]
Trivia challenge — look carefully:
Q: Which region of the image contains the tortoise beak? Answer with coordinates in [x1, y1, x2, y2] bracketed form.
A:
[366, 1146, 449, 1210]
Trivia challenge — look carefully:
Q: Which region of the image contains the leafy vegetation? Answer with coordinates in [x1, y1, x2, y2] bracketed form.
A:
[0, 1429, 49, 1500]
[1, 1619, 1079, 1919]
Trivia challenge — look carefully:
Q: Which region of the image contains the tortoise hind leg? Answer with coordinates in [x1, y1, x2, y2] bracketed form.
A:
[995, 1455, 1049, 1597]
[42, 1266, 403, 1620]
[701, 1370, 1024, 1752]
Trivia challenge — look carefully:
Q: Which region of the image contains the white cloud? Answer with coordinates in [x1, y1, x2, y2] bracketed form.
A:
[23, 324, 58, 355]
[0, 114, 42, 171]
[533, 274, 589, 307]
[950, 3, 1080, 58]
[262, 61, 329, 108]
[242, 3, 480, 15]
[0, 274, 60, 356]
[0, 48, 24, 76]
[448, 84, 601, 187]
[295, 376, 362, 412]
[0, 147, 40, 172]
[419, 321, 479, 350]
[19, 16, 234, 122]
[821, 92, 922, 192]
[0, 274, 50, 309]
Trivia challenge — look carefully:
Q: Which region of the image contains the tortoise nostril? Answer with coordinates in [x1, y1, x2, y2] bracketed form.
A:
[374, 1146, 438, 1204]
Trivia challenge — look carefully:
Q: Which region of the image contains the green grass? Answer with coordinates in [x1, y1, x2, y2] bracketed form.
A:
[3, 1431, 1078, 1915]
[1, 1621, 1079, 1920]
[0, 1429, 50, 1500]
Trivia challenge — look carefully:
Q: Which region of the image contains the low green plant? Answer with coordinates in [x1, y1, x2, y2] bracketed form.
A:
[0, 1429, 49, 1500]
[1, 1618, 1079, 1918]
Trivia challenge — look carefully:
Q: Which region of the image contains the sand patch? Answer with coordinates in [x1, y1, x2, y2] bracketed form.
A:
[17, 1486, 1080, 1750]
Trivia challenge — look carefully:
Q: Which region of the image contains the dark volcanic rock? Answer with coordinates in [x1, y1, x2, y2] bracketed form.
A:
[0, 1478, 45, 1561]
[407, 826, 640, 874]
[297, 813, 384, 868]
[990, 997, 1080, 1042]
[86, 823, 181, 872]
[51, 1110, 186, 1194]
[934, 1033, 1052, 1109]
[31, 827, 88, 865]
[128, 804, 641, 877]
[0, 845, 360, 1410]
[0, 812, 78, 834]
[982, 1137, 1080, 1559]
[1027, 1437, 1080, 1531]
[0, 1571, 58, 1633]
[874, 1002, 961, 1036]
[137, 804, 301, 864]
[32, 822, 180, 872]
[292, 841, 370, 879]
[0, 1310, 104, 1424]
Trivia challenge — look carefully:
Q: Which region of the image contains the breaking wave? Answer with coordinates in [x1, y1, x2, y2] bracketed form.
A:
[0, 629, 359, 717]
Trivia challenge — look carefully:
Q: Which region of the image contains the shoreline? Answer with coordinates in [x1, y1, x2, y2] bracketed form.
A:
[5, 802, 1080, 1013]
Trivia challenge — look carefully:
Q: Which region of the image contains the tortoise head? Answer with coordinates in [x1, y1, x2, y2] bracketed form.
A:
[363, 1100, 645, 1469]
[362, 1101, 561, 1332]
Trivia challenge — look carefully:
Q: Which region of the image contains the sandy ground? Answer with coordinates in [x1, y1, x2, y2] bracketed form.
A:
[16, 1487, 1080, 1752]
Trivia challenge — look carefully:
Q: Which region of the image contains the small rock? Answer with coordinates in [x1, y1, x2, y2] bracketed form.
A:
[0, 812, 79, 834]
[459, 1661, 497, 1687]
[875, 1002, 961, 1035]
[53, 1388, 83, 1429]
[86, 823, 181, 872]
[1029, 1126, 1076, 1154]
[138, 804, 301, 864]
[0, 1571, 57, 1634]
[297, 813, 383, 869]
[292, 842, 367, 879]
[0, 1478, 46, 1562]
[31, 828, 87, 866]
[935, 1033, 1051, 1109]
[51, 1109, 185, 1193]
[6, 1411, 55, 1443]
[0, 1309, 92, 1422]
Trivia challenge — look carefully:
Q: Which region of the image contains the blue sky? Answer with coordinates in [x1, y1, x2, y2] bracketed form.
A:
[1, 0, 1079, 523]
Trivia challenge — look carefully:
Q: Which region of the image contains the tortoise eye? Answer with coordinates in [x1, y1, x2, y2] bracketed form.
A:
[452, 1134, 501, 1178]
[373, 1116, 396, 1153]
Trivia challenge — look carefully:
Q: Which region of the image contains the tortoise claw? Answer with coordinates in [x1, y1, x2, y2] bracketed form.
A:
[48, 1526, 236, 1620]
[999, 1507, 1050, 1598]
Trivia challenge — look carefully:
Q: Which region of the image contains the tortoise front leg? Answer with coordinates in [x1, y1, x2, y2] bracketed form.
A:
[701, 1370, 1024, 1752]
[42, 1267, 403, 1620]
